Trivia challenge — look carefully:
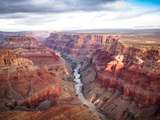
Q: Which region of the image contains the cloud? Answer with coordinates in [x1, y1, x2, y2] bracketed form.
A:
[0, 0, 118, 14]
[1, 9, 160, 31]
[113, 7, 160, 20]
[0, 0, 160, 31]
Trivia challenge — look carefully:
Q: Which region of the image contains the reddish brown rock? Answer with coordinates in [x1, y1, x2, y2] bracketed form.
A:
[80, 37, 160, 120]
[0, 36, 69, 111]
[93, 48, 160, 105]
[0, 105, 101, 120]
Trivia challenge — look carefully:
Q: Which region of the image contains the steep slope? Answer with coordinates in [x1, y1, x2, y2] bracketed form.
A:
[0, 36, 69, 111]
[81, 40, 160, 120]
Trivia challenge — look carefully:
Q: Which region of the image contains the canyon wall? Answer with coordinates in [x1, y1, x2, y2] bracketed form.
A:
[0, 36, 74, 111]
[81, 38, 160, 120]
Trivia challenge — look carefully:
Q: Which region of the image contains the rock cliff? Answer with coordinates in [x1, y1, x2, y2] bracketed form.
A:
[0, 36, 72, 111]
[81, 38, 160, 120]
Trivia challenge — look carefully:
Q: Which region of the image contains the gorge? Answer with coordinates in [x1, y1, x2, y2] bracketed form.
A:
[45, 32, 160, 120]
[0, 30, 160, 120]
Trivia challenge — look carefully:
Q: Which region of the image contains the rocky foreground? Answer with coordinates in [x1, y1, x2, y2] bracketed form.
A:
[0, 36, 101, 120]
[45, 32, 160, 120]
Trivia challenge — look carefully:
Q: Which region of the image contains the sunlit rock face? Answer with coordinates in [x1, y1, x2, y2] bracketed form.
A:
[0, 36, 70, 111]
[79, 36, 160, 120]
[93, 48, 160, 105]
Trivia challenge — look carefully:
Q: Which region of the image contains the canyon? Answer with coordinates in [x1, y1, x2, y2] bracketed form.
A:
[0, 30, 160, 120]
[0, 35, 101, 120]
[45, 31, 160, 120]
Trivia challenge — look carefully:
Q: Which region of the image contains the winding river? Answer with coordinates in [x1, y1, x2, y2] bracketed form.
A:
[73, 64, 107, 120]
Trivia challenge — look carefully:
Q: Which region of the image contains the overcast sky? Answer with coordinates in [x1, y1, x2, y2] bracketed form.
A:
[0, 0, 160, 31]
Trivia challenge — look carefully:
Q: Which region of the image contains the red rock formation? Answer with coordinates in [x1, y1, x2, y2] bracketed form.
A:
[92, 46, 160, 106]
[0, 36, 68, 111]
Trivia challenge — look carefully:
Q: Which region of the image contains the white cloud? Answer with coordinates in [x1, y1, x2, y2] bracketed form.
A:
[0, 1, 160, 31]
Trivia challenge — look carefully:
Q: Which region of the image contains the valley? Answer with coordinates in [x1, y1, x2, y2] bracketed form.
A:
[0, 30, 160, 120]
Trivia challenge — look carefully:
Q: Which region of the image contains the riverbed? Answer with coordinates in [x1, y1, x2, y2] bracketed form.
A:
[73, 64, 107, 120]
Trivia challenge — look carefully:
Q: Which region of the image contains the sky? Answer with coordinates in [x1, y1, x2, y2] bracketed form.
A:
[0, 0, 160, 31]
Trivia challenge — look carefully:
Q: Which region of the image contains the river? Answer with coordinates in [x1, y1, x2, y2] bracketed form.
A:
[73, 64, 107, 120]
[55, 51, 107, 120]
